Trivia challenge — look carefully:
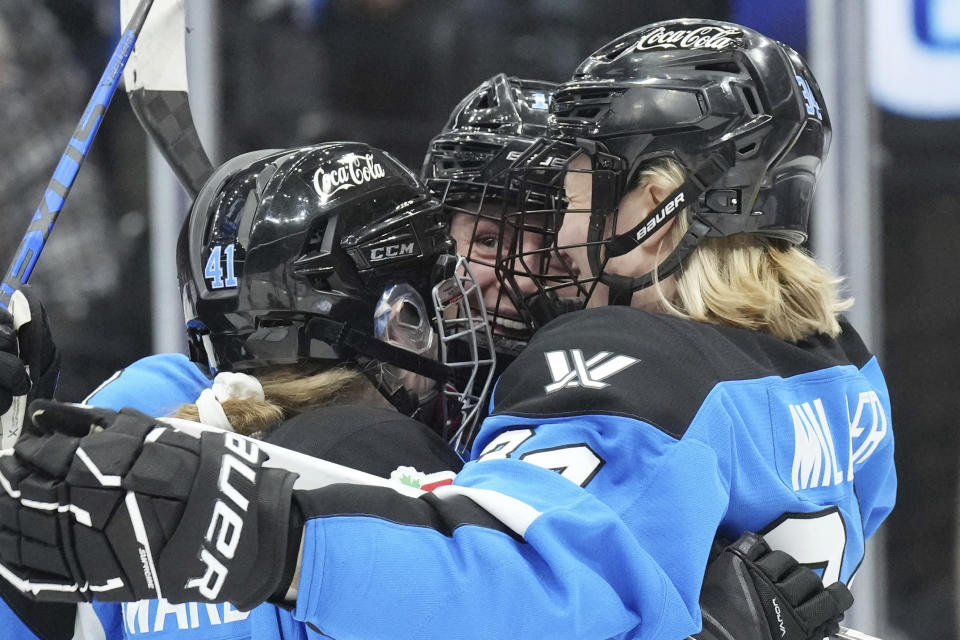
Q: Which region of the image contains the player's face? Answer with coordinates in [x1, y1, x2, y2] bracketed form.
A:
[558, 154, 676, 310]
[449, 203, 542, 338]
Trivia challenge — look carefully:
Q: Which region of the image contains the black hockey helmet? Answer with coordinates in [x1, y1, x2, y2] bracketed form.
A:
[177, 142, 494, 435]
[422, 72, 556, 193]
[499, 19, 831, 318]
[422, 74, 558, 359]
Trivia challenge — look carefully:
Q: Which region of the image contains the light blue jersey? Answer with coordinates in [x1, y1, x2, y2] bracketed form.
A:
[280, 308, 895, 639]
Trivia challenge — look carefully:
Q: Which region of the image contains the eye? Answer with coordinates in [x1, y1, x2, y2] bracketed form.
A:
[474, 233, 499, 250]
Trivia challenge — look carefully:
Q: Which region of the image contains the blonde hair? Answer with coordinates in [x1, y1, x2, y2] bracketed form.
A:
[174, 364, 381, 436]
[634, 158, 853, 341]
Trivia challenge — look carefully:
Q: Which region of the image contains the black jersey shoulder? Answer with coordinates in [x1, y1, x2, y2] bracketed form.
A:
[491, 307, 874, 438]
[265, 404, 463, 477]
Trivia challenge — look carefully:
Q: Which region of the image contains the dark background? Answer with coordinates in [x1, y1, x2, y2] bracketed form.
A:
[0, 1, 956, 637]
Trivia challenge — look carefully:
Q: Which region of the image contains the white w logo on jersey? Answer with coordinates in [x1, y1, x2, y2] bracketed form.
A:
[544, 350, 639, 394]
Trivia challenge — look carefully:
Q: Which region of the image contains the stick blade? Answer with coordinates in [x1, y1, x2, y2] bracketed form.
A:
[128, 88, 213, 197]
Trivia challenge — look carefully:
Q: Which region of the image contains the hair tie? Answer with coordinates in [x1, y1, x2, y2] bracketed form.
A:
[195, 372, 265, 432]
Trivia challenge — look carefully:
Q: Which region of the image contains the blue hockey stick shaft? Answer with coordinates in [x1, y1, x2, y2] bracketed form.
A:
[0, 0, 155, 310]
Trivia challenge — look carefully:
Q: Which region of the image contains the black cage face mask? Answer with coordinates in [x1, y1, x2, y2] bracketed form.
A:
[496, 128, 748, 329]
[495, 138, 642, 331]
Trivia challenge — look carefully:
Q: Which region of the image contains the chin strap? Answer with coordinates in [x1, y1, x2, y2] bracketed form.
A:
[597, 148, 734, 306]
[602, 218, 713, 305]
[305, 317, 453, 383]
[305, 317, 453, 420]
[604, 150, 732, 259]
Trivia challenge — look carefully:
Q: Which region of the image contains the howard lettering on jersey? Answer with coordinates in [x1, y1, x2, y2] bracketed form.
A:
[123, 599, 249, 634]
[790, 390, 888, 491]
[185, 433, 261, 600]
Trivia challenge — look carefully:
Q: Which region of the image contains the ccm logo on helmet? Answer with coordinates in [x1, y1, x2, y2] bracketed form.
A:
[635, 192, 685, 241]
[185, 434, 261, 600]
[369, 242, 416, 262]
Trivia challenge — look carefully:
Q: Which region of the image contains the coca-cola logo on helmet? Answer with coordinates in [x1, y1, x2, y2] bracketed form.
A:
[631, 23, 744, 52]
[313, 152, 387, 202]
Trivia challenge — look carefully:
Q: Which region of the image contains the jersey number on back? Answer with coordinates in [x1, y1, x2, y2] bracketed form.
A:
[761, 507, 847, 584]
[478, 428, 605, 487]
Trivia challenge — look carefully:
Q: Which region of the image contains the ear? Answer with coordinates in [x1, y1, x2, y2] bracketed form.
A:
[647, 181, 673, 207]
[617, 180, 678, 247]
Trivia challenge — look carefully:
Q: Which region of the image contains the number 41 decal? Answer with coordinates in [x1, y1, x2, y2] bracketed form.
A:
[204, 243, 238, 289]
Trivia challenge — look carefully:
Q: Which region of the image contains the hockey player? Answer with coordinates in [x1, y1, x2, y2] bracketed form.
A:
[493, 15, 894, 630]
[422, 73, 557, 353]
[421, 72, 561, 449]
[0, 142, 492, 639]
[0, 32, 866, 634]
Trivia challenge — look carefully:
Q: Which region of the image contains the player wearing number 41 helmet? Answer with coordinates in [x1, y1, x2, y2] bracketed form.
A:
[0, 141, 494, 640]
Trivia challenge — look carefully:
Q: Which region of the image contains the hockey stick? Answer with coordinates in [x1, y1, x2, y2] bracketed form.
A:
[832, 627, 883, 640]
[160, 417, 427, 498]
[0, 0, 156, 311]
[121, 0, 214, 198]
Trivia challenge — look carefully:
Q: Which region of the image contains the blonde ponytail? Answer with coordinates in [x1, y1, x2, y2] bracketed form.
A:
[634, 158, 853, 341]
[174, 364, 382, 436]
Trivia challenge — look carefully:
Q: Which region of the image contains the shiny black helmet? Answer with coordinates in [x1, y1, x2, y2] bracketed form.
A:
[500, 19, 831, 317]
[422, 72, 556, 192]
[422, 74, 558, 359]
[177, 142, 494, 438]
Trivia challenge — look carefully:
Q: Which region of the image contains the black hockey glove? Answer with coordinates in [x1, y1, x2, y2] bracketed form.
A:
[694, 532, 854, 640]
[0, 286, 60, 449]
[0, 400, 298, 611]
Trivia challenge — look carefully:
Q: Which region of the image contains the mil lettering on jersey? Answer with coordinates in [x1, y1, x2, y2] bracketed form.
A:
[544, 349, 639, 394]
[790, 391, 889, 491]
[790, 399, 843, 490]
